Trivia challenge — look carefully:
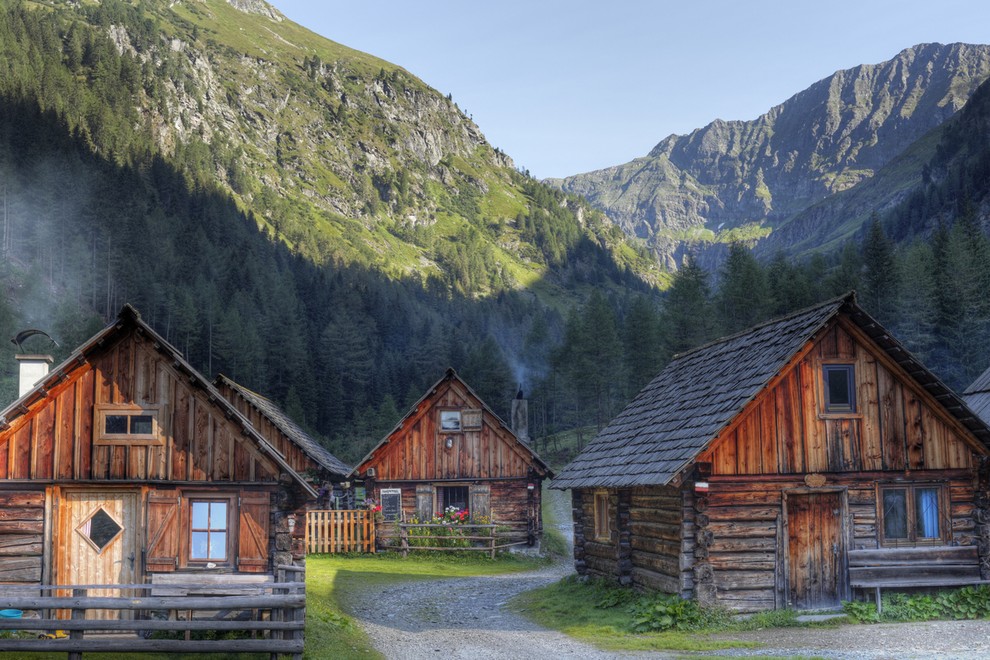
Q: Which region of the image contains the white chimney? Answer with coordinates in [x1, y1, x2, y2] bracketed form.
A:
[16, 354, 53, 398]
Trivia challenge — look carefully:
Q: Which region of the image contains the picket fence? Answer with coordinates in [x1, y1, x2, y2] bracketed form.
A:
[305, 510, 376, 554]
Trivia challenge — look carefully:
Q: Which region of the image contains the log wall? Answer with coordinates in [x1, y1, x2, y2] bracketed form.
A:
[0, 489, 44, 583]
[703, 472, 978, 612]
[629, 486, 683, 593]
[370, 479, 540, 544]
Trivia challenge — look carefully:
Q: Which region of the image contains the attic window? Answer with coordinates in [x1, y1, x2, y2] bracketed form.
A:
[439, 410, 461, 432]
[96, 404, 164, 445]
[462, 409, 482, 430]
[823, 364, 856, 414]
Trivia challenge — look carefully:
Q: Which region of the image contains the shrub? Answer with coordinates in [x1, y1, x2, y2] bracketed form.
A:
[627, 593, 728, 632]
[843, 586, 990, 623]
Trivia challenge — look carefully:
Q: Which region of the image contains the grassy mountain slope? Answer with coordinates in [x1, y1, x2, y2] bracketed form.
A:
[551, 43, 990, 268]
[18, 0, 662, 296]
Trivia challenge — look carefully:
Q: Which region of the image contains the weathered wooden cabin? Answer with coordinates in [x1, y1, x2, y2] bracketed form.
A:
[352, 368, 552, 546]
[215, 374, 354, 556]
[215, 374, 352, 497]
[553, 293, 990, 612]
[0, 305, 318, 611]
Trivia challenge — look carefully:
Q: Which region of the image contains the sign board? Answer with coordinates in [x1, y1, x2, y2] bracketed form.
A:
[380, 488, 402, 522]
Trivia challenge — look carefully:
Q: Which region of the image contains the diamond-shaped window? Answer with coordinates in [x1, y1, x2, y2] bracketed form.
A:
[76, 507, 123, 554]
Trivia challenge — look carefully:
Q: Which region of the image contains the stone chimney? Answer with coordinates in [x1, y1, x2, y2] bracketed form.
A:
[511, 385, 529, 444]
[16, 354, 53, 398]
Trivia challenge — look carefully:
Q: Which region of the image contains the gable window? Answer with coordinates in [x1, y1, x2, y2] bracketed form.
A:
[439, 410, 462, 432]
[462, 409, 482, 430]
[96, 404, 163, 445]
[189, 498, 230, 563]
[593, 491, 611, 541]
[880, 484, 945, 545]
[823, 365, 856, 414]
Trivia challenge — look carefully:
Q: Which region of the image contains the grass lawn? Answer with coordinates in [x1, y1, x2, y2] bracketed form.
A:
[509, 574, 847, 654]
[2, 552, 547, 660]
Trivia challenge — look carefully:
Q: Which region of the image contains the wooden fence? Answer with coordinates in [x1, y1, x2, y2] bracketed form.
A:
[0, 564, 305, 659]
[387, 523, 527, 558]
[305, 509, 375, 554]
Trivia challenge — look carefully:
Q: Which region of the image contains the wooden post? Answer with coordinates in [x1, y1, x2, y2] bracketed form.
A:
[69, 587, 85, 660]
[400, 525, 409, 558]
[489, 525, 496, 560]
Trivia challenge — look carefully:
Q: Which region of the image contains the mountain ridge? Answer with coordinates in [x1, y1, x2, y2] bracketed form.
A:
[551, 42, 990, 267]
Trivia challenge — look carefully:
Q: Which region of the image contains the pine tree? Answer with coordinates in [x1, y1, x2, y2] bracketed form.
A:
[861, 213, 897, 323]
[662, 256, 716, 356]
[717, 243, 771, 334]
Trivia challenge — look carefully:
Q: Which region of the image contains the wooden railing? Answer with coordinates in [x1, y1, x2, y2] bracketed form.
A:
[0, 565, 305, 659]
[386, 522, 526, 559]
[305, 509, 376, 554]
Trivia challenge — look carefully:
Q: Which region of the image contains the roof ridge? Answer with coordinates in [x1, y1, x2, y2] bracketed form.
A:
[670, 291, 855, 362]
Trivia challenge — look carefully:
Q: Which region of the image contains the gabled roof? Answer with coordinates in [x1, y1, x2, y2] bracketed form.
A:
[0, 305, 317, 498]
[552, 292, 990, 490]
[216, 374, 352, 480]
[352, 367, 552, 477]
[963, 366, 990, 426]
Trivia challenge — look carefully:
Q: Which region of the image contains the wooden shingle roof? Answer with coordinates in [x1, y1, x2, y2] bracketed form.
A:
[552, 292, 990, 490]
[962, 367, 990, 426]
[216, 374, 352, 480]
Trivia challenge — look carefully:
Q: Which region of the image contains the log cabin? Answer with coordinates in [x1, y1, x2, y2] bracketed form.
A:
[553, 292, 990, 612]
[0, 305, 327, 616]
[352, 368, 552, 546]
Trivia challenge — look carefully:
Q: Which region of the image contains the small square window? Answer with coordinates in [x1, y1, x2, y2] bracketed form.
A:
[823, 365, 856, 413]
[439, 410, 462, 432]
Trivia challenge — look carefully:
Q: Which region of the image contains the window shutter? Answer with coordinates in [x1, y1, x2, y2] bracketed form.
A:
[469, 484, 490, 519]
[415, 484, 433, 521]
[146, 490, 179, 572]
[237, 492, 270, 573]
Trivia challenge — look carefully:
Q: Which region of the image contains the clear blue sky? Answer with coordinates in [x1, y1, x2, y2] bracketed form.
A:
[273, 1, 990, 179]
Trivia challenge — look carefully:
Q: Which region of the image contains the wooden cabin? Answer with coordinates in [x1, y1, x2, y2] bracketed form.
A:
[352, 368, 552, 546]
[0, 305, 321, 612]
[215, 374, 352, 502]
[215, 374, 353, 556]
[553, 293, 990, 612]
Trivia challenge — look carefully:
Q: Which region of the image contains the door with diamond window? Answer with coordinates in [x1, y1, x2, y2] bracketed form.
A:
[57, 491, 139, 620]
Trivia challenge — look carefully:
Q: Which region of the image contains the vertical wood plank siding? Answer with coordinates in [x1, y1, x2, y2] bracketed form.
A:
[705, 321, 976, 476]
[0, 333, 280, 484]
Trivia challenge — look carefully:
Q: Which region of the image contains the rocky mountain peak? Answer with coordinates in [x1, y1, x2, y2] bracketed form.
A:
[552, 42, 990, 269]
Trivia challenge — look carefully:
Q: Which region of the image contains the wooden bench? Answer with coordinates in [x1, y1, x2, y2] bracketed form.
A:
[848, 546, 990, 613]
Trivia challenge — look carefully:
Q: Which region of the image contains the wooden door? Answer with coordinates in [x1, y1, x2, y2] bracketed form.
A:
[786, 491, 845, 609]
[58, 491, 139, 620]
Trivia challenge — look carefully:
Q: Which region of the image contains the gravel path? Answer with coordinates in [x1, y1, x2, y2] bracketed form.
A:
[705, 619, 990, 659]
[344, 562, 633, 659]
[341, 489, 990, 659]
